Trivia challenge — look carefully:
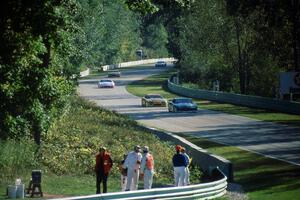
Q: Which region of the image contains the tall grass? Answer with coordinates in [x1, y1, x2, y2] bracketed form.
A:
[40, 96, 179, 182]
[0, 139, 38, 184]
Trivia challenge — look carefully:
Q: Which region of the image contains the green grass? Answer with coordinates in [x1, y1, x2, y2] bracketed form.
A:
[127, 69, 177, 99]
[177, 134, 300, 200]
[79, 68, 106, 79]
[0, 174, 135, 199]
[126, 70, 300, 127]
[126, 68, 300, 199]
[200, 101, 300, 126]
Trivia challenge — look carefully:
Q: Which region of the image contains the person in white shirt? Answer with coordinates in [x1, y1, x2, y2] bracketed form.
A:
[123, 145, 142, 191]
[181, 147, 190, 186]
[140, 146, 154, 189]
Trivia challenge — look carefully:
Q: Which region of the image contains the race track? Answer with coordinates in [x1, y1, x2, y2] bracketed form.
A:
[78, 64, 300, 166]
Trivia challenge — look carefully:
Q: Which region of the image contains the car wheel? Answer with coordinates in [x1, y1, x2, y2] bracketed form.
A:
[173, 107, 177, 112]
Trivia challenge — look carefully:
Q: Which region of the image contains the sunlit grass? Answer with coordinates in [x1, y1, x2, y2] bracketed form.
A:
[179, 134, 300, 200]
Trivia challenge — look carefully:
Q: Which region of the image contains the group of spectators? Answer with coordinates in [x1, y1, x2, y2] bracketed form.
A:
[94, 144, 191, 194]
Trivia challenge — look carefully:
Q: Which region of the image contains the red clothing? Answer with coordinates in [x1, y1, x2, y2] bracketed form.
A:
[146, 154, 154, 170]
[95, 152, 113, 175]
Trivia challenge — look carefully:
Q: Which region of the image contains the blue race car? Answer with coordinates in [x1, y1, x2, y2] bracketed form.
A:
[168, 98, 197, 112]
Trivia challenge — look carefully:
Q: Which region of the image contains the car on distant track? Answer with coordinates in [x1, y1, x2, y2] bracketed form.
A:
[168, 97, 197, 112]
[98, 79, 115, 88]
[107, 70, 121, 77]
[141, 94, 167, 107]
[155, 61, 167, 67]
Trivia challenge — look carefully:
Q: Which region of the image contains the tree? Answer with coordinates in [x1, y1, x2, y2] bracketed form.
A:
[0, 0, 78, 144]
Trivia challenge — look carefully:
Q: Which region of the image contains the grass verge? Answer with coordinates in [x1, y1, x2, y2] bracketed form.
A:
[178, 134, 300, 200]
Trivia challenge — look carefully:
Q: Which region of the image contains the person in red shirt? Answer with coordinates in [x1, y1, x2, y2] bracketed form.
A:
[95, 146, 113, 194]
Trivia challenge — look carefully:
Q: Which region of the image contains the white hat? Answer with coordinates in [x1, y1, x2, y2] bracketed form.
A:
[143, 146, 149, 152]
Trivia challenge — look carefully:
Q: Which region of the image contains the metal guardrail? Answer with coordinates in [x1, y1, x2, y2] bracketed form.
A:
[101, 58, 177, 71]
[141, 126, 233, 182]
[168, 79, 300, 115]
[50, 168, 227, 200]
[80, 68, 90, 77]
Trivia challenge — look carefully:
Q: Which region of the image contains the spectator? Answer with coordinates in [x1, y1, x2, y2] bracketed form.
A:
[123, 145, 142, 191]
[140, 146, 154, 189]
[95, 146, 113, 194]
[119, 154, 128, 191]
[172, 145, 188, 186]
[181, 147, 191, 185]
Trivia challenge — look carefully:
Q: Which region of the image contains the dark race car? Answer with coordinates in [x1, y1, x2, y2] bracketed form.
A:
[155, 61, 167, 67]
[168, 98, 197, 112]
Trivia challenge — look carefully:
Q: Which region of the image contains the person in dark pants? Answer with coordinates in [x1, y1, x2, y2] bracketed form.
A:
[95, 146, 113, 194]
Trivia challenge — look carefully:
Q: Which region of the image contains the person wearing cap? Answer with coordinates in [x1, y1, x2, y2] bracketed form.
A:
[181, 147, 191, 186]
[123, 145, 142, 191]
[172, 145, 188, 186]
[140, 146, 154, 189]
[95, 146, 113, 194]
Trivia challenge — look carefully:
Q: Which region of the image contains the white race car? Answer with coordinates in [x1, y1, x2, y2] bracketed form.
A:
[98, 79, 115, 88]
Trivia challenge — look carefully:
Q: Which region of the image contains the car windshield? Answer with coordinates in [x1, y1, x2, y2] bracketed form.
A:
[147, 94, 163, 99]
[157, 61, 165, 63]
[100, 80, 112, 83]
[174, 98, 192, 103]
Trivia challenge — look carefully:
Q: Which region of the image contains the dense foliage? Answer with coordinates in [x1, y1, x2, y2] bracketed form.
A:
[128, 0, 299, 97]
[0, 0, 152, 144]
[172, 0, 300, 96]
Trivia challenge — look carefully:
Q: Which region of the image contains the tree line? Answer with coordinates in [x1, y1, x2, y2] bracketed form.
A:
[127, 0, 299, 96]
[167, 0, 299, 97]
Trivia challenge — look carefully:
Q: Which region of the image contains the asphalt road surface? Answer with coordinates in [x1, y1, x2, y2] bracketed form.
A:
[78, 64, 300, 166]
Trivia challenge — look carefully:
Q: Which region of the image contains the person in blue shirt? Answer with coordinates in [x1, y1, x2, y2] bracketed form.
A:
[172, 145, 188, 186]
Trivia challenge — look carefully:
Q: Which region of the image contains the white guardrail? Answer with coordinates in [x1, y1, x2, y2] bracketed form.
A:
[101, 58, 177, 71]
[80, 58, 177, 77]
[80, 68, 90, 77]
[50, 169, 227, 200]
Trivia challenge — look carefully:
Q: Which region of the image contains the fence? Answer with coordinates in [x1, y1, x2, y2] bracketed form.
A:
[168, 79, 300, 115]
[51, 168, 227, 200]
[80, 68, 90, 77]
[101, 58, 177, 71]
